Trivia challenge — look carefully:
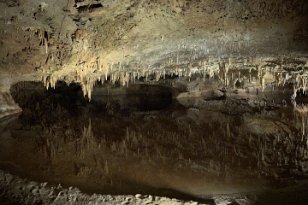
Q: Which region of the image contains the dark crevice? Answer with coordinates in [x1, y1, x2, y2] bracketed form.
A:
[77, 3, 104, 13]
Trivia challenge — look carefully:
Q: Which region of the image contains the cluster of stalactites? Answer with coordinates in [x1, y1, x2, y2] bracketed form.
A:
[25, 27, 50, 55]
[42, 67, 218, 101]
[42, 74, 56, 90]
[41, 57, 308, 101]
[258, 68, 308, 99]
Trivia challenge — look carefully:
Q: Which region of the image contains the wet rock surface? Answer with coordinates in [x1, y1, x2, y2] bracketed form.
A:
[0, 170, 213, 205]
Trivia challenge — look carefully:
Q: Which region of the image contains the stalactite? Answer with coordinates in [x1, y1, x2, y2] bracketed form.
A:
[44, 37, 48, 54]
[39, 53, 308, 101]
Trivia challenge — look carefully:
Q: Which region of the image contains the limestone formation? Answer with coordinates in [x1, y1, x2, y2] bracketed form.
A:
[0, 0, 307, 106]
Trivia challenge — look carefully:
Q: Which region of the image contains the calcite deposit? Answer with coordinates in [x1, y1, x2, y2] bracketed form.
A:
[0, 1, 307, 105]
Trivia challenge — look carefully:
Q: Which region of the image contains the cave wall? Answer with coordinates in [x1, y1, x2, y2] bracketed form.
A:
[0, 0, 308, 117]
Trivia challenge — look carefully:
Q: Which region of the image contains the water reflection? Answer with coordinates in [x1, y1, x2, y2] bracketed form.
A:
[0, 102, 308, 198]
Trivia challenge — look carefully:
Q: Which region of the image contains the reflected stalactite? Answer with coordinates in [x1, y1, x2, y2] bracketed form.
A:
[23, 105, 307, 186]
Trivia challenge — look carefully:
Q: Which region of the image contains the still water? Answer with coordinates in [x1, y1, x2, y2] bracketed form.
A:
[0, 82, 308, 204]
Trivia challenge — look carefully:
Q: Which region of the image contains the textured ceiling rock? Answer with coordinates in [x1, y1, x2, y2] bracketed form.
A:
[0, 0, 307, 101]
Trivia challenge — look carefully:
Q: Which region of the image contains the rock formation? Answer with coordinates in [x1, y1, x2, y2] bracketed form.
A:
[0, 0, 307, 111]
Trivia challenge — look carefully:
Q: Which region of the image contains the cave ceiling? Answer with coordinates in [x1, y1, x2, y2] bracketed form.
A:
[0, 0, 307, 99]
